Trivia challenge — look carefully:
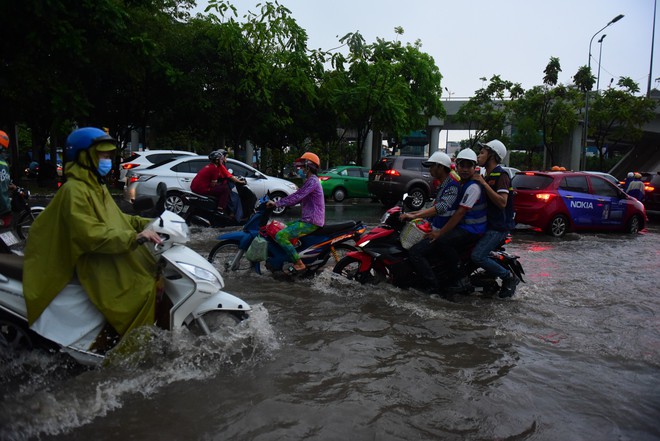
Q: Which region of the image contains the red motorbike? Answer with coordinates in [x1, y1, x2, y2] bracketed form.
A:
[332, 197, 525, 297]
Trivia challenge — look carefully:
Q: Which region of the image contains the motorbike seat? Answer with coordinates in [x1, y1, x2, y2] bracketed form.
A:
[314, 221, 361, 236]
[0, 253, 24, 281]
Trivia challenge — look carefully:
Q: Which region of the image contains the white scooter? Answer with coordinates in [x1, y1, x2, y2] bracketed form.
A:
[0, 200, 251, 366]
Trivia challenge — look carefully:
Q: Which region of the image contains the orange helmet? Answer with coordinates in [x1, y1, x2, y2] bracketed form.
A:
[0, 130, 9, 149]
[295, 152, 320, 170]
[551, 165, 561, 171]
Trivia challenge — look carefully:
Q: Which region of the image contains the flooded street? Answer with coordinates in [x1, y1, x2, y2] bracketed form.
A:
[1, 201, 659, 441]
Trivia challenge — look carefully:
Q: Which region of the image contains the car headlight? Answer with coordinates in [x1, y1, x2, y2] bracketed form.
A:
[178, 262, 222, 288]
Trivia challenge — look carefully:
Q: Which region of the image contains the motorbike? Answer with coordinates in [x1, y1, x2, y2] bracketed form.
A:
[208, 194, 367, 277]
[0, 186, 46, 254]
[176, 180, 257, 228]
[0, 188, 251, 366]
[332, 195, 525, 298]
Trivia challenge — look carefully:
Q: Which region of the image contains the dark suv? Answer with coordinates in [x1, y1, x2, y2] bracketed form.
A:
[641, 171, 660, 211]
[368, 155, 435, 210]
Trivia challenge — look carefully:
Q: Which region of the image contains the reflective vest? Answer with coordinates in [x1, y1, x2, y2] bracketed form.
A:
[486, 165, 516, 232]
[458, 180, 487, 235]
[431, 174, 460, 229]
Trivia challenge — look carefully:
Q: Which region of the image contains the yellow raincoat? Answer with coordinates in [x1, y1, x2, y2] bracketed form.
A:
[23, 154, 158, 337]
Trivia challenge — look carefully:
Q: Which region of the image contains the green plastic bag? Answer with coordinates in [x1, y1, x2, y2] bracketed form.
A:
[245, 235, 268, 262]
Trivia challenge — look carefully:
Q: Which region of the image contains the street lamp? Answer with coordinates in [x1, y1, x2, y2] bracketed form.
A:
[444, 87, 454, 154]
[582, 14, 624, 170]
[596, 34, 606, 92]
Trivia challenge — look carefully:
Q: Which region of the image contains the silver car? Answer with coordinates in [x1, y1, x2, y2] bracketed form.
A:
[124, 155, 298, 215]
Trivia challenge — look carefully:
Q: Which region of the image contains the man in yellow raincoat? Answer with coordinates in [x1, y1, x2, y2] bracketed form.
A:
[24, 127, 163, 344]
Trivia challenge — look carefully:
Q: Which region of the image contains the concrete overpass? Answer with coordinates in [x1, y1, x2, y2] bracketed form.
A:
[362, 97, 660, 177]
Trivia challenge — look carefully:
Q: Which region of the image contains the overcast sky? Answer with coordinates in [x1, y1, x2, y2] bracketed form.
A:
[192, 0, 658, 144]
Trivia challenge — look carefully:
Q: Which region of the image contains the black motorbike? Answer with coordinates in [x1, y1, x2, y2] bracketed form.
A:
[333, 197, 525, 298]
[177, 181, 258, 228]
[0, 187, 46, 253]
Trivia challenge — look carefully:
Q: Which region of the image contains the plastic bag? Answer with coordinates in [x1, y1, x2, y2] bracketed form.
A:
[245, 235, 268, 262]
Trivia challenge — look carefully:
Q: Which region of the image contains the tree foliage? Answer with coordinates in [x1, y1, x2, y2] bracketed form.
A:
[588, 77, 656, 170]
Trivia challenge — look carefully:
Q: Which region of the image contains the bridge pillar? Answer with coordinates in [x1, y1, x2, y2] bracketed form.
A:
[569, 126, 582, 171]
[427, 116, 444, 155]
[362, 130, 373, 167]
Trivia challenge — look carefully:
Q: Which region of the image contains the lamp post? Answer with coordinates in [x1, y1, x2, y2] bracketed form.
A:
[444, 87, 454, 154]
[582, 14, 624, 170]
[596, 34, 606, 92]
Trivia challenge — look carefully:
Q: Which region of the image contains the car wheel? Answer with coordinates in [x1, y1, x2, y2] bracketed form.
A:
[547, 214, 569, 237]
[269, 192, 287, 216]
[406, 187, 427, 211]
[332, 187, 347, 202]
[165, 192, 185, 214]
[626, 214, 642, 234]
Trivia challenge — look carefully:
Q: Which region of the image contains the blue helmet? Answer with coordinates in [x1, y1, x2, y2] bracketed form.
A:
[65, 127, 116, 162]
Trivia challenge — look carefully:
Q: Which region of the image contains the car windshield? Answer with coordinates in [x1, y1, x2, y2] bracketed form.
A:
[512, 174, 554, 190]
[145, 157, 178, 170]
[371, 158, 395, 171]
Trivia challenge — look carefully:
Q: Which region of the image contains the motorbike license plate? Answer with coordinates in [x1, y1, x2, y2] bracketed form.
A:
[374, 175, 380, 181]
[0, 230, 19, 246]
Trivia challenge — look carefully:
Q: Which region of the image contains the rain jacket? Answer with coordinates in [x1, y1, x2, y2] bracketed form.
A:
[23, 160, 158, 336]
[274, 174, 325, 226]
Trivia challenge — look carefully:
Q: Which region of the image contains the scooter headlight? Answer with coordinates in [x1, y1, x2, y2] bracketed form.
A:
[178, 262, 222, 288]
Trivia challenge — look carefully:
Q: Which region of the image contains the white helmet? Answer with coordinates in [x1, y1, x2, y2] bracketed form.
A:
[423, 151, 452, 169]
[479, 139, 507, 162]
[455, 148, 478, 164]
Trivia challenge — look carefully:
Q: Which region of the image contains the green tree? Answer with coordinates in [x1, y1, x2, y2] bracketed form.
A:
[509, 57, 580, 169]
[321, 29, 444, 164]
[588, 77, 656, 171]
[454, 75, 523, 150]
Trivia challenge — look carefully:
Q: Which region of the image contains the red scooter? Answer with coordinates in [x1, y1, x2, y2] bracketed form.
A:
[332, 196, 525, 297]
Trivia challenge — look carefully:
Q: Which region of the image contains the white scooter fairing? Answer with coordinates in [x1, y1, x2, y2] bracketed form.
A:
[0, 210, 251, 366]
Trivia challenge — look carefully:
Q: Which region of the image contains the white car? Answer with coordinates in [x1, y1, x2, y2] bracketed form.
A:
[119, 150, 197, 186]
[123, 155, 298, 215]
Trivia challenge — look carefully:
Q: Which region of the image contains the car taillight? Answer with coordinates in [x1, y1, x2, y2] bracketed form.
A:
[646, 185, 655, 192]
[384, 169, 400, 177]
[535, 193, 556, 202]
[319, 176, 330, 181]
[122, 163, 138, 170]
[129, 175, 140, 184]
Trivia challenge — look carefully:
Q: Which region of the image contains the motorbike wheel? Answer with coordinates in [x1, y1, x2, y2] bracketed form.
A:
[333, 255, 372, 283]
[0, 313, 35, 352]
[187, 311, 243, 337]
[208, 240, 251, 273]
[15, 207, 44, 240]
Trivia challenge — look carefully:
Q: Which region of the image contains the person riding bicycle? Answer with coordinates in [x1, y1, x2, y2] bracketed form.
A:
[471, 139, 519, 298]
[23, 127, 163, 351]
[265, 152, 325, 273]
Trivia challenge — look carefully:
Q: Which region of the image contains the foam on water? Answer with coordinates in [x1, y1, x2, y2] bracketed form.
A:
[0, 304, 278, 440]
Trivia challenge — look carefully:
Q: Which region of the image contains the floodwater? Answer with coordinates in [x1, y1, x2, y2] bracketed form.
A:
[1, 201, 659, 441]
